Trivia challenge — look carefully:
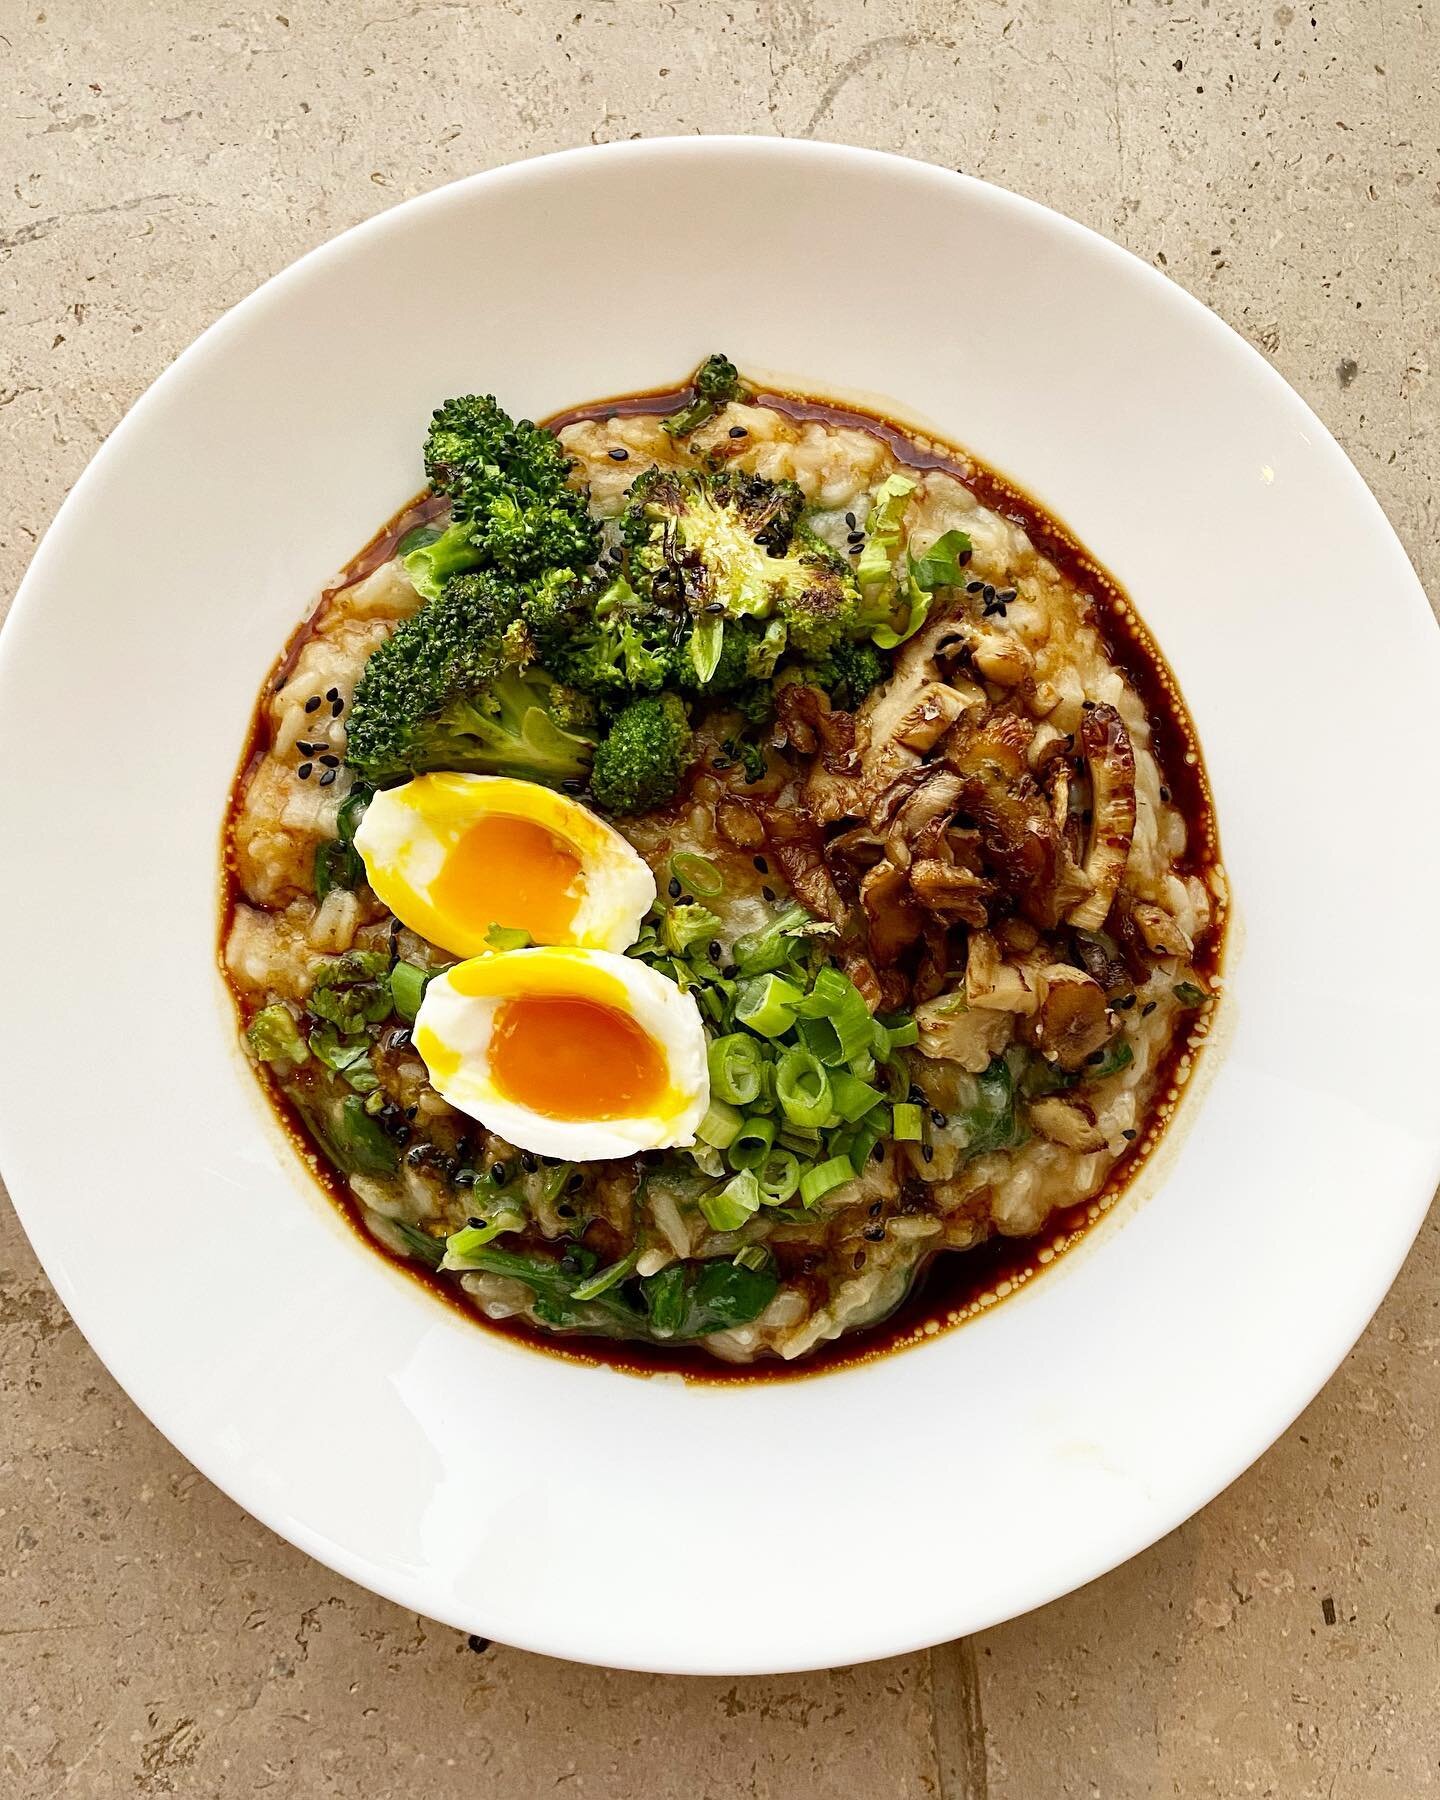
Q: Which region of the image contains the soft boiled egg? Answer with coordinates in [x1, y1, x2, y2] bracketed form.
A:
[413, 946, 710, 1160]
[353, 773, 655, 958]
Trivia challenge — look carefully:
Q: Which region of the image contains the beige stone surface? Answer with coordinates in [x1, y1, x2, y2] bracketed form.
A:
[2, 1, 1437, 1793]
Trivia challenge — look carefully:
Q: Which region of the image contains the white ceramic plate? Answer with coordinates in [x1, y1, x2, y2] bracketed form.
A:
[2, 140, 1437, 1676]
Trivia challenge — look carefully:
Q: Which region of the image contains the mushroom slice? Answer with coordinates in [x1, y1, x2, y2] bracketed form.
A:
[1065, 703, 1137, 931]
[908, 858, 993, 928]
[1027, 1095, 1108, 1153]
[860, 859, 924, 965]
[1034, 965, 1113, 1071]
[1127, 899, 1193, 960]
[964, 929, 1041, 1015]
[914, 990, 1014, 1073]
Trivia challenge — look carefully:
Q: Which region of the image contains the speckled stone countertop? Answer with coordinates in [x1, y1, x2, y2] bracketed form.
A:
[2, 4, 1437, 1794]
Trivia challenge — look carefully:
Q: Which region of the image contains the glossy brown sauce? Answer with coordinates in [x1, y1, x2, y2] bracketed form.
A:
[221, 378, 1225, 1384]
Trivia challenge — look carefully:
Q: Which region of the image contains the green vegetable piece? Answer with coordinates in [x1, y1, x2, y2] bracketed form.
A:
[589, 692, 694, 816]
[775, 1044, 833, 1128]
[799, 1155, 855, 1208]
[907, 529, 974, 593]
[855, 472, 916, 588]
[569, 1249, 639, 1302]
[829, 1070, 884, 1123]
[880, 1013, 919, 1050]
[696, 1097, 744, 1150]
[246, 1004, 309, 1070]
[395, 522, 444, 559]
[308, 1021, 380, 1093]
[641, 1256, 778, 1337]
[732, 1243, 771, 1273]
[335, 785, 373, 844]
[314, 837, 362, 902]
[757, 1149, 801, 1204]
[389, 960, 431, 1023]
[1082, 1038, 1136, 1080]
[670, 850, 724, 899]
[387, 1219, 446, 1267]
[733, 901, 813, 976]
[485, 923, 534, 952]
[308, 949, 393, 1034]
[660, 902, 722, 957]
[959, 1056, 1029, 1157]
[892, 1102, 925, 1141]
[734, 972, 804, 1037]
[441, 1212, 526, 1266]
[708, 1032, 765, 1107]
[701, 1169, 762, 1233]
[727, 1114, 777, 1171]
[1172, 980, 1208, 1007]
[661, 352, 744, 438]
[335, 1095, 399, 1175]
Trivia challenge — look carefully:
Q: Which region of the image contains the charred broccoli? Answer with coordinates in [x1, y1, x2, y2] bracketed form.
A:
[620, 465, 863, 671]
[589, 693, 695, 815]
[344, 571, 597, 787]
[796, 638, 887, 710]
[661, 352, 745, 438]
[406, 395, 599, 591]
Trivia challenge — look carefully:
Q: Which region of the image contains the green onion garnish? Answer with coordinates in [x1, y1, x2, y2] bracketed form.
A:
[775, 1045, 833, 1128]
[734, 972, 803, 1038]
[732, 1243, 770, 1272]
[727, 1114, 777, 1171]
[570, 1248, 640, 1302]
[696, 1097, 744, 1150]
[701, 1169, 762, 1233]
[670, 850, 724, 900]
[829, 1070, 884, 1123]
[485, 923, 533, 952]
[389, 960, 430, 1023]
[892, 1102, 925, 1141]
[757, 1149, 801, 1204]
[799, 1156, 855, 1208]
[708, 1032, 765, 1106]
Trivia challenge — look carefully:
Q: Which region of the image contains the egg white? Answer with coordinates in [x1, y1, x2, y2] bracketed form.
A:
[413, 946, 710, 1160]
[354, 773, 656, 958]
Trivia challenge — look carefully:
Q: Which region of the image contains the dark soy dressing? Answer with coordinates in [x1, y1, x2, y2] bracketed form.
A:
[221, 381, 1225, 1384]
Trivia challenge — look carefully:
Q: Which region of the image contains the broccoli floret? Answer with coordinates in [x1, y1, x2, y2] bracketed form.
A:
[589, 693, 694, 815]
[661, 353, 745, 438]
[345, 571, 597, 787]
[419, 394, 599, 581]
[796, 637, 887, 709]
[621, 468, 855, 658]
[668, 614, 759, 696]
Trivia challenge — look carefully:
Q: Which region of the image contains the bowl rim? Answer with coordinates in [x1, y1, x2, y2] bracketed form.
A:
[2, 135, 1437, 1674]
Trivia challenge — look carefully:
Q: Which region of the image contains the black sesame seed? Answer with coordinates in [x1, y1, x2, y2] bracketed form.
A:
[520, 1152, 538, 1174]
[326, 687, 340, 702]
[567, 1170, 584, 1190]
[761, 884, 777, 902]
[965, 580, 984, 594]
[608, 446, 629, 461]
[707, 940, 722, 963]
[561, 779, 584, 794]
[864, 1224, 885, 1241]
[318, 768, 337, 787]
[667, 876, 682, 898]
[1142, 1001, 1158, 1017]
[467, 1215, 484, 1229]
[331, 698, 344, 717]
[1160, 785, 1172, 802]
[1122, 1129, 1137, 1141]
[871, 1144, 884, 1164]
[753, 855, 768, 873]
[304, 695, 322, 713]
[1081, 699, 1096, 711]
[982, 584, 995, 601]
[1117, 993, 1137, 1010]
[319, 754, 340, 768]
[297, 762, 313, 779]
[844, 511, 857, 528]
[921, 1144, 934, 1163]
[869, 1198, 883, 1214]
[466, 1635, 491, 1654]
[930, 1108, 946, 1128]
[490, 1163, 509, 1185]
[703, 600, 725, 614]
[404, 1105, 418, 1121]
[728, 425, 747, 439]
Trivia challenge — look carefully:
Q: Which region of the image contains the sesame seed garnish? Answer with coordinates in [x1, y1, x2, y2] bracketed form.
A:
[667, 876, 682, 898]
[761, 885, 776, 903]
[331, 698, 344, 717]
[297, 762, 313, 780]
[965, 580, 983, 594]
[520, 1152, 538, 1173]
[930, 1108, 946, 1127]
[921, 1144, 934, 1163]
[1122, 1129, 1137, 1140]
[608, 446, 629, 461]
[707, 940, 722, 963]
[1142, 1001, 1157, 1016]
[728, 425, 747, 439]
[319, 754, 340, 768]
[325, 687, 340, 702]
[490, 1163, 509, 1185]
[304, 695, 322, 713]
[753, 855, 768, 873]
[844, 512, 857, 529]
[318, 767, 337, 787]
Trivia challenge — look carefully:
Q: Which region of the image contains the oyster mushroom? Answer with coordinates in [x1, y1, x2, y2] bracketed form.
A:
[1065, 703, 1137, 932]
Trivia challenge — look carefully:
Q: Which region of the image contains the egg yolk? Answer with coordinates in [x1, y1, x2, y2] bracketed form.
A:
[430, 813, 584, 946]
[488, 995, 669, 1121]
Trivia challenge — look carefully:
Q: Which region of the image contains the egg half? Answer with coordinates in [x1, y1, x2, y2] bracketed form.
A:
[353, 773, 656, 958]
[413, 947, 710, 1160]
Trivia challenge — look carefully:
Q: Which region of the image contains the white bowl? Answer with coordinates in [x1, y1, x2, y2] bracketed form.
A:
[2, 139, 1437, 1676]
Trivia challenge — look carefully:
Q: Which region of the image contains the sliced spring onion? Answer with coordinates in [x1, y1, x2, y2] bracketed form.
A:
[728, 1114, 777, 1171]
[570, 1248, 640, 1302]
[442, 1211, 525, 1267]
[389, 960, 430, 1023]
[708, 1032, 765, 1107]
[799, 1156, 855, 1208]
[734, 972, 803, 1038]
[670, 850, 724, 900]
[877, 1054, 912, 1102]
[882, 1015, 919, 1050]
[485, 923, 533, 952]
[696, 1097, 744, 1150]
[775, 1045, 833, 1128]
[701, 1169, 762, 1233]
[757, 1149, 801, 1204]
[845, 1116, 885, 1174]
[732, 902, 812, 976]
[732, 1243, 771, 1273]
[892, 1102, 925, 1142]
[829, 1070, 885, 1123]
[776, 1121, 822, 1155]
[795, 1012, 844, 1066]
